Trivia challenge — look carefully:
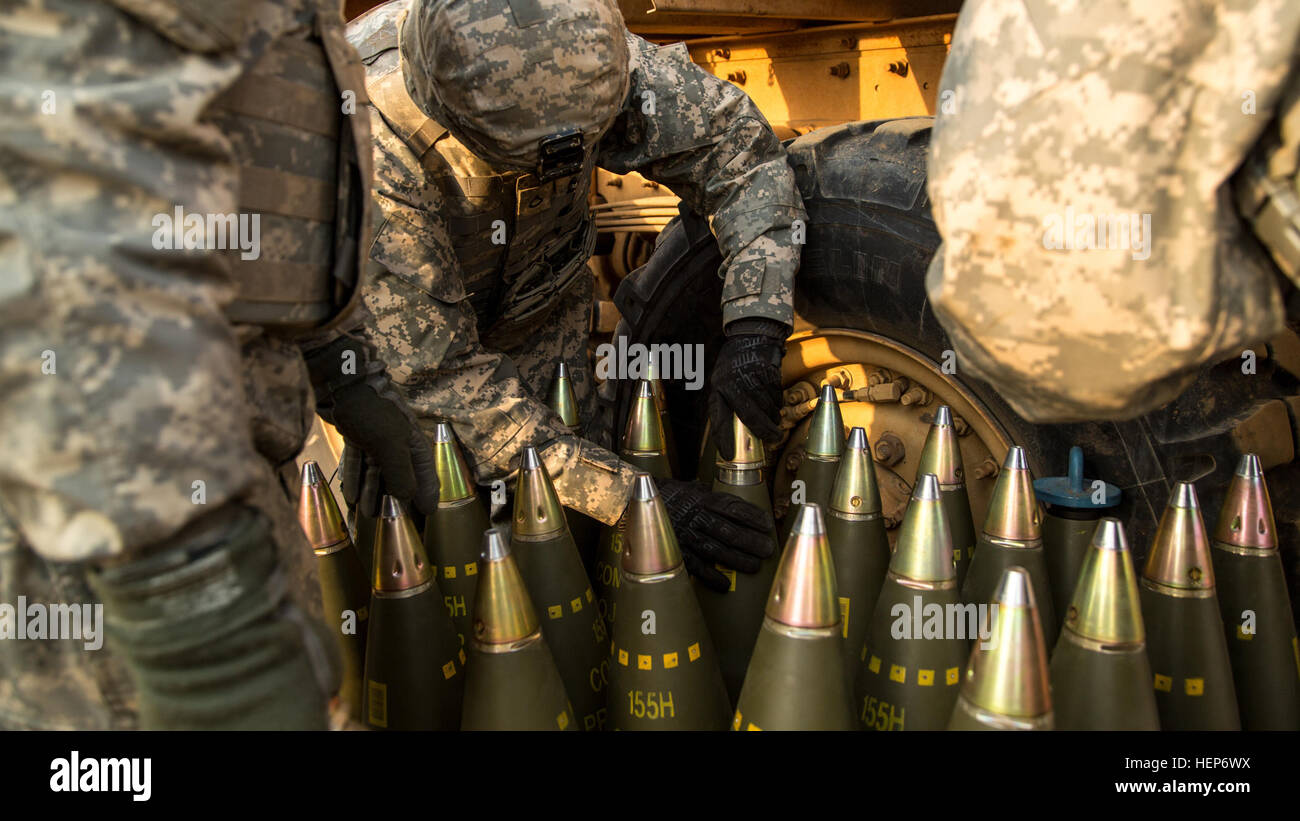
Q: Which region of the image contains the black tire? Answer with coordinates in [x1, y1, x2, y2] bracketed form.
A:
[613, 118, 1300, 621]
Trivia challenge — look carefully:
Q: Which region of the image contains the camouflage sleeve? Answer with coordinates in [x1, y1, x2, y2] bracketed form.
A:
[0, 0, 268, 562]
[926, 0, 1298, 422]
[598, 32, 806, 330]
[362, 161, 636, 525]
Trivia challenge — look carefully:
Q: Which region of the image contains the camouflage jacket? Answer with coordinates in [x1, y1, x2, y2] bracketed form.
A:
[0, 0, 370, 728]
[347, 1, 804, 525]
[926, 0, 1300, 422]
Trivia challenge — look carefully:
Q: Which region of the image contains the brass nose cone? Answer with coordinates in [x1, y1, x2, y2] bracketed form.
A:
[963, 567, 1051, 718]
[546, 361, 581, 430]
[298, 460, 349, 551]
[622, 380, 667, 456]
[1145, 481, 1214, 590]
[512, 446, 567, 539]
[1063, 518, 1144, 643]
[1213, 453, 1277, 549]
[432, 421, 476, 502]
[373, 495, 433, 592]
[916, 405, 964, 486]
[889, 474, 956, 583]
[982, 446, 1041, 541]
[829, 427, 882, 516]
[474, 527, 539, 644]
[766, 504, 839, 628]
[804, 384, 845, 458]
[716, 414, 765, 469]
[622, 473, 683, 575]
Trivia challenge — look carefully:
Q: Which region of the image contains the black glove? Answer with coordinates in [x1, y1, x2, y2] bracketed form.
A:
[709, 318, 788, 461]
[305, 335, 439, 517]
[657, 477, 777, 592]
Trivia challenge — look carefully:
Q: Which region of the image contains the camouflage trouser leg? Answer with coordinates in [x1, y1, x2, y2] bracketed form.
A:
[0, 502, 137, 730]
[0, 337, 325, 730]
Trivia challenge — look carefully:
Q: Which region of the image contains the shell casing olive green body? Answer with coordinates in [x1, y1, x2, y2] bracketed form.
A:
[423, 495, 489, 647]
[298, 461, 369, 722]
[734, 505, 854, 731]
[948, 568, 1053, 731]
[961, 447, 1057, 648]
[512, 447, 609, 731]
[1210, 548, 1300, 729]
[1049, 518, 1159, 730]
[734, 619, 854, 730]
[854, 475, 968, 731]
[594, 390, 674, 639]
[1041, 508, 1099, 618]
[825, 427, 890, 694]
[916, 406, 976, 585]
[608, 474, 731, 730]
[461, 529, 577, 731]
[1139, 481, 1239, 730]
[1209, 454, 1300, 730]
[695, 414, 778, 705]
[362, 497, 464, 730]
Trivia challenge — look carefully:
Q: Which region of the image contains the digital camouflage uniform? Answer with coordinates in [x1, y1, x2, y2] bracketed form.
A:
[345, 0, 804, 525]
[926, 0, 1300, 422]
[0, 0, 379, 728]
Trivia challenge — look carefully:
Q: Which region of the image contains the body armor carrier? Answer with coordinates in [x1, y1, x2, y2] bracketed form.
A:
[206, 5, 372, 332]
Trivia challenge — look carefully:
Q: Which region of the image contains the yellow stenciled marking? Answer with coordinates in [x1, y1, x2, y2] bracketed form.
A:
[442, 660, 456, 680]
[444, 566, 456, 579]
[465, 562, 477, 576]
[917, 669, 934, 687]
[557, 712, 569, 730]
[715, 564, 737, 592]
[945, 667, 960, 685]
[746, 722, 762, 731]
[637, 654, 652, 670]
[839, 597, 850, 638]
[889, 664, 905, 683]
[547, 604, 563, 619]
[618, 649, 629, 666]
[586, 588, 594, 602]
[458, 648, 466, 665]
[663, 652, 678, 669]
[367, 681, 387, 729]
[570, 597, 582, 613]
[732, 711, 743, 731]
[1154, 674, 1172, 693]
[688, 642, 701, 662]
[868, 655, 881, 674]
[1184, 677, 1204, 696]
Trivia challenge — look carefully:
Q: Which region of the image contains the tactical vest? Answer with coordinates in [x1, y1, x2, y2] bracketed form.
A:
[348, 2, 596, 345]
[203, 2, 373, 332]
[1235, 62, 1300, 289]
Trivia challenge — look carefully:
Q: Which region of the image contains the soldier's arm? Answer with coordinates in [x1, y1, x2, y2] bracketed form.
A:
[598, 31, 806, 331]
[361, 188, 637, 526]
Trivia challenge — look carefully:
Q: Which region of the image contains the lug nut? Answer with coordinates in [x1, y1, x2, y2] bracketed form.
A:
[873, 432, 905, 467]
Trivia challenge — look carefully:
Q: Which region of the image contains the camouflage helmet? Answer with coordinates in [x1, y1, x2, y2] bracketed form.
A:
[400, 0, 630, 178]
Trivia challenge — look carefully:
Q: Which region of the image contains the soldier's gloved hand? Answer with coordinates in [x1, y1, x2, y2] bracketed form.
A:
[305, 335, 439, 517]
[656, 477, 776, 592]
[709, 318, 788, 461]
